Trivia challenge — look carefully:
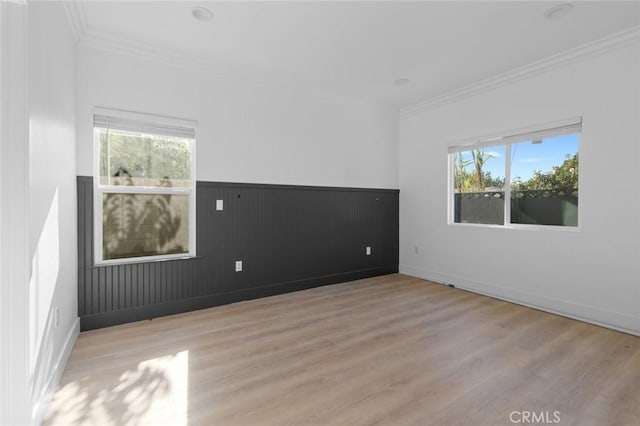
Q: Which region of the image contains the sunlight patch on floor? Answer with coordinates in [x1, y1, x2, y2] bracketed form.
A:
[45, 350, 189, 426]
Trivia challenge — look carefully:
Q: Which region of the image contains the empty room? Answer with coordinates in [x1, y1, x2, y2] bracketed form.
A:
[1, 1, 639, 425]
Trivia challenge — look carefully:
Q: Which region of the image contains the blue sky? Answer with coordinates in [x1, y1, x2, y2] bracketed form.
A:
[461, 133, 579, 182]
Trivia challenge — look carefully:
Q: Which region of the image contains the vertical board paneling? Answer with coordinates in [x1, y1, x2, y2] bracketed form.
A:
[77, 177, 399, 330]
[77, 180, 86, 316]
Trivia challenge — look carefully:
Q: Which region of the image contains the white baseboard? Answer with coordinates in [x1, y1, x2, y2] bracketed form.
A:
[399, 264, 640, 337]
[32, 317, 80, 425]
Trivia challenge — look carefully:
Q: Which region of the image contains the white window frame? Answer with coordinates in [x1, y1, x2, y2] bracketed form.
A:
[447, 117, 582, 230]
[93, 107, 197, 265]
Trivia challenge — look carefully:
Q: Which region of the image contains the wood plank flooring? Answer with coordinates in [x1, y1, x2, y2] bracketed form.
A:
[44, 274, 640, 425]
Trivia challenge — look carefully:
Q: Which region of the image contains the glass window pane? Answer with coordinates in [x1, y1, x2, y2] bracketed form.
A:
[453, 147, 505, 225]
[98, 128, 193, 188]
[103, 192, 189, 260]
[510, 133, 579, 226]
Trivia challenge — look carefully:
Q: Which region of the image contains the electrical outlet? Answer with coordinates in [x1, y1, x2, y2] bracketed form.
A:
[235, 261, 243, 272]
[366, 246, 371, 256]
[216, 199, 224, 211]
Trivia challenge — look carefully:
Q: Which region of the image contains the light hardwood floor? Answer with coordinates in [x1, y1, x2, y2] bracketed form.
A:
[44, 274, 640, 426]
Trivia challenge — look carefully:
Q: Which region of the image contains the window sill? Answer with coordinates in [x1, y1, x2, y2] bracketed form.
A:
[90, 255, 202, 268]
[447, 222, 580, 232]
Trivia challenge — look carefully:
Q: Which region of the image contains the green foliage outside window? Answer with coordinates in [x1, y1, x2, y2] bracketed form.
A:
[511, 154, 578, 192]
[454, 149, 504, 193]
[454, 150, 578, 193]
[99, 130, 192, 188]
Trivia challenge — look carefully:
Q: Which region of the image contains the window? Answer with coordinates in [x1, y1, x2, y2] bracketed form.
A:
[452, 146, 506, 225]
[449, 118, 581, 227]
[94, 110, 196, 263]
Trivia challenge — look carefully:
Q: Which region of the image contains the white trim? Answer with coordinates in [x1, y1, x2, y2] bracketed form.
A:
[399, 265, 640, 337]
[447, 119, 581, 228]
[81, 27, 219, 75]
[447, 221, 580, 233]
[99, 186, 192, 195]
[446, 116, 582, 153]
[401, 26, 640, 117]
[97, 253, 196, 267]
[94, 106, 197, 132]
[446, 152, 454, 225]
[31, 318, 79, 426]
[503, 142, 511, 225]
[92, 109, 197, 265]
[0, 2, 30, 424]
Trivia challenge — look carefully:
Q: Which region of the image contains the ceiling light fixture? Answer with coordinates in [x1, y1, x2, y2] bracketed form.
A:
[544, 3, 574, 20]
[394, 78, 410, 87]
[192, 7, 214, 22]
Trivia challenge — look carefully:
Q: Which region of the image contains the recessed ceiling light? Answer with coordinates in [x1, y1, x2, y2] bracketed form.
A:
[544, 3, 574, 20]
[192, 7, 214, 22]
[394, 78, 410, 87]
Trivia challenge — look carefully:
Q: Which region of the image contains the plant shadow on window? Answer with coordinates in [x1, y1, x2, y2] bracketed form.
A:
[103, 167, 187, 260]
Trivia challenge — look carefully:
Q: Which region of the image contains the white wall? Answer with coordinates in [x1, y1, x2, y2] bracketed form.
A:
[399, 42, 640, 335]
[0, 2, 30, 424]
[75, 46, 398, 189]
[28, 2, 79, 423]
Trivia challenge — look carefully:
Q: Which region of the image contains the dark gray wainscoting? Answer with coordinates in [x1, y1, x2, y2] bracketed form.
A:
[77, 177, 399, 330]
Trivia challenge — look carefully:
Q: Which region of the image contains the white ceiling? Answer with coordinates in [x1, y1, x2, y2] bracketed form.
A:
[71, 1, 640, 110]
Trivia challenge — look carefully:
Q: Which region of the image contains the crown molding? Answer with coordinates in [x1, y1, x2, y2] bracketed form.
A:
[79, 27, 221, 74]
[62, 2, 269, 81]
[400, 25, 640, 117]
[62, 6, 639, 115]
[72, 23, 373, 107]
